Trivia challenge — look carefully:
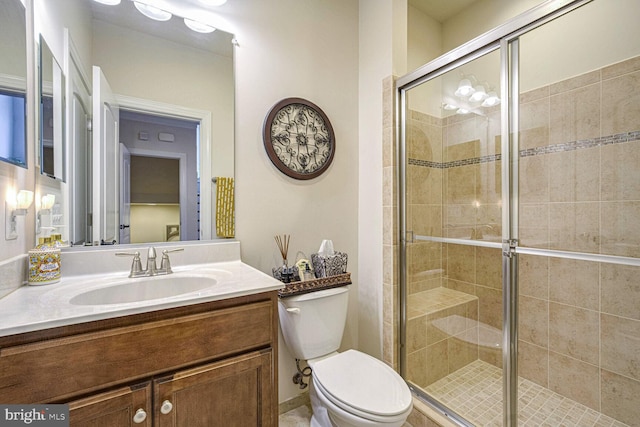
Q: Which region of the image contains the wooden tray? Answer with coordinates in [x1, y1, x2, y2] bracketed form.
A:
[277, 273, 352, 298]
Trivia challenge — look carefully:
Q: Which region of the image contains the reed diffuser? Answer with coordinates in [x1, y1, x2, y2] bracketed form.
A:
[274, 234, 294, 283]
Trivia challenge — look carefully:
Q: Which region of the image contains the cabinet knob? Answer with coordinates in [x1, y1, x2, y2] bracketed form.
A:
[160, 400, 173, 415]
[133, 408, 147, 424]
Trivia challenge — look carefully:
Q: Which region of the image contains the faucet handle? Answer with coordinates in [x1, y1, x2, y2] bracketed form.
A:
[116, 251, 144, 277]
[160, 248, 184, 273]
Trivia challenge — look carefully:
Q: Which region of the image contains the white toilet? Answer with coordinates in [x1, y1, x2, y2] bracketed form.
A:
[278, 286, 413, 427]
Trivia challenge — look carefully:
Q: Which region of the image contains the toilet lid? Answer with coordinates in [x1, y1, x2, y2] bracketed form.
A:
[312, 350, 412, 417]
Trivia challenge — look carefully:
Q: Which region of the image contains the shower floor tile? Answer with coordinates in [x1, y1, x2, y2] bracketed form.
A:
[424, 360, 629, 427]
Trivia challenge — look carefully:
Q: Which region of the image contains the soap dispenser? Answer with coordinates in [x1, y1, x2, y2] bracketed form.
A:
[29, 233, 61, 285]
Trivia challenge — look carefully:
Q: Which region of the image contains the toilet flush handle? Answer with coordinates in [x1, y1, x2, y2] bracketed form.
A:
[286, 307, 300, 314]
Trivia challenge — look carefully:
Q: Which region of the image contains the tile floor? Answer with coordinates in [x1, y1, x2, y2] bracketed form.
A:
[279, 404, 313, 427]
[278, 403, 414, 426]
[425, 360, 630, 427]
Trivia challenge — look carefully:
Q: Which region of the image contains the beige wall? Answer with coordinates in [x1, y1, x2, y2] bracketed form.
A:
[130, 204, 180, 244]
[227, 0, 360, 403]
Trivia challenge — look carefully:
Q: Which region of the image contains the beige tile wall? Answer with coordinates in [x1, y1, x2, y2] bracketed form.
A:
[517, 55, 640, 425]
[383, 54, 640, 426]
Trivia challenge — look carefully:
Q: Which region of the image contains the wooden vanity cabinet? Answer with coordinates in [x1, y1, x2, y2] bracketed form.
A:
[0, 292, 278, 427]
[68, 382, 153, 427]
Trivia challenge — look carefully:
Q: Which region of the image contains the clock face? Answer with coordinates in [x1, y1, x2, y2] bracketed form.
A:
[263, 98, 335, 180]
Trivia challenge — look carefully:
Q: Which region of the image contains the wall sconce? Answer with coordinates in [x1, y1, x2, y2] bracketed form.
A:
[36, 194, 56, 236]
[5, 189, 34, 240]
[41, 194, 56, 211]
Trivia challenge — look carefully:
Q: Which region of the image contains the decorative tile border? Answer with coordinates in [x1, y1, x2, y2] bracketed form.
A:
[408, 131, 640, 168]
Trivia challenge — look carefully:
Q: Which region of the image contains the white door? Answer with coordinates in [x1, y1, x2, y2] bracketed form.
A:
[119, 143, 131, 244]
[92, 66, 119, 245]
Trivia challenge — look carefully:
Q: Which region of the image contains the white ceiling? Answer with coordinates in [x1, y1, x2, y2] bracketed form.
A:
[409, 0, 479, 23]
[90, 0, 478, 54]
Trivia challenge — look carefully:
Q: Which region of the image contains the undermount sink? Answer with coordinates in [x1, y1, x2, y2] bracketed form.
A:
[69, 275, 218, 306]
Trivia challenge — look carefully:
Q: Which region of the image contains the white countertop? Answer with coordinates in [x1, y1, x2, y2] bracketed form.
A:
[0, 242, 284, 338]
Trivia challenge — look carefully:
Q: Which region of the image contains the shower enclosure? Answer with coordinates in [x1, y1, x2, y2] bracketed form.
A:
[397, 0, 640, 426]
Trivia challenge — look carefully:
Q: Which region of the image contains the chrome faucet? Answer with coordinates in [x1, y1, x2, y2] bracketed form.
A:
[116, 247, 184, 278]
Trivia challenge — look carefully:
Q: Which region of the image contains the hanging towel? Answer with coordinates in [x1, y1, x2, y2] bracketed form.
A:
[215, 177, 235, 238]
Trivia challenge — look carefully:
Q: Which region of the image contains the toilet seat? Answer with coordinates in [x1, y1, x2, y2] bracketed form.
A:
[312, 350, 412, 422]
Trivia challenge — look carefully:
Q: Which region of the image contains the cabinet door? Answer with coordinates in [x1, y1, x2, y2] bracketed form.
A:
[68, 382, 152, 427]
[154, 350, 275, 427]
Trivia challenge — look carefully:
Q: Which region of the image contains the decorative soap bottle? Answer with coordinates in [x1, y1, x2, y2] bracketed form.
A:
[28, 236, 61, 285]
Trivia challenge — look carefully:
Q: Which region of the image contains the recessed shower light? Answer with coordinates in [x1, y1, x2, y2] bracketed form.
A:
[133, 1, 172, 21]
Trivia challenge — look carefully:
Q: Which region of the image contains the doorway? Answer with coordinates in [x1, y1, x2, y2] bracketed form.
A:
[119, 110, 199, 243]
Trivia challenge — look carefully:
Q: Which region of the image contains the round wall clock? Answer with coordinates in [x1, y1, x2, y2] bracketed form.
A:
[262, 98, 335, 180]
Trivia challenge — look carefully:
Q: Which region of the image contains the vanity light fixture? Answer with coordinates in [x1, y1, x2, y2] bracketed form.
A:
[93, 0, 121, 5]
[5, 189, 34, 240]
[456, 108, 471, 115]
[41, 194, 56, 211]
[184, 18, 216, 33]
[199, 0, 228, 6]
[454, 78, 475, 98]
[469, 84, 487, 102]
[442, 103, 458, 111]
[133, 1, 172, 21]
[36, 194, 56, 235]
[482, 91, 501, 107]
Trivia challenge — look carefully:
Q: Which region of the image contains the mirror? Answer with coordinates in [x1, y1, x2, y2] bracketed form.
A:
[39, 35, 65, 181]
[0, 0, 27, 169]
[43, 0, 235, 247]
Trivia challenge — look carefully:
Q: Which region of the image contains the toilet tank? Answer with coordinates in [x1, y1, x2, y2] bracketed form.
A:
[278, 286, 350, 360]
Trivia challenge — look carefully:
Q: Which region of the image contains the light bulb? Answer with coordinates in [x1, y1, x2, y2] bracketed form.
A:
[133, 2, 172, 21]
[16, 190, 34, 210]
[184, 18, 216, 33]
[454, 78, 475, 98]
[93, 0, 121, 4]
[41, 194, 56, 210]
[482, 91, 501, 107]
[469, 84, 487, 102]
[199, 0, 227, 5]
[456, 108, 470, 115]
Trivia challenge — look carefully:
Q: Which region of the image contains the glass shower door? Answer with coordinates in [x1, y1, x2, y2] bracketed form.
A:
[402, 48, 506, 426]
[514, 1, 640, 425]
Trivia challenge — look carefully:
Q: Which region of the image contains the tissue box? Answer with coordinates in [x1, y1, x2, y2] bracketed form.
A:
[311, 252, 348, 278]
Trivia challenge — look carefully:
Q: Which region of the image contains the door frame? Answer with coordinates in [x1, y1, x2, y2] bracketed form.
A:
[126, 148, 187, 241]
[396, 1, 594, 426]
[115, 95, 213, 240]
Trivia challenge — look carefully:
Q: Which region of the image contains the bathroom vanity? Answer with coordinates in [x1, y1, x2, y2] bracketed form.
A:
[0, 242, 282, 426]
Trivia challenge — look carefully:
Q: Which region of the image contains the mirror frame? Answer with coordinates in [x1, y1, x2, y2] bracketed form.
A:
[38, 34, 65, 182]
